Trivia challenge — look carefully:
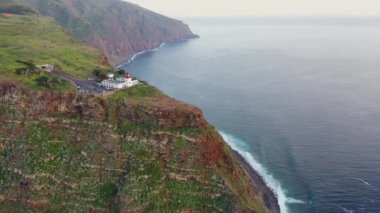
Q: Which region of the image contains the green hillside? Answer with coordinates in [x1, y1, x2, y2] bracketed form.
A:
[0, 0, 198, 65]
[0, 8, 277, 213]
[0, 14, 110, 90]
[0, 82, 274, 212]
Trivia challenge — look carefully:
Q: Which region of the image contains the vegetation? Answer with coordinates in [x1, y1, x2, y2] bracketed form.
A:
[0, 14, 110, 90]
[0, 5, 272, 212]
[108, 83, 165, 101]
[116, 69, 125, 75]
[93, 68, 114, 81]
[0, 0, 197, 65]
[0, 90, 234, 212]
[0, 82, 273, 212]
[0, 3, 37, 15]
[14, 60, 40, 75]
[34, 75, 70, 90]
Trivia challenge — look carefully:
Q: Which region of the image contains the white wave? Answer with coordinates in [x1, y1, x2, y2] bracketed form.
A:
[130, 50, 147, 62]
[119, 42, 167, 67]
[353, 178, 371, 186]
[352, 178, 379, 191]
[219, 130, 300, 213]
[338, 205, 355, 213]
[286, 197, 306, 204]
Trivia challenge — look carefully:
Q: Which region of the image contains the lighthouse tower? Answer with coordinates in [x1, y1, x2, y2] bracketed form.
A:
[125, 72, 132, 80]
[124, 72, 133, 86]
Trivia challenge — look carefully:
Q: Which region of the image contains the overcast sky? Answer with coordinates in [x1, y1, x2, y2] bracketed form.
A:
[125, 0, 380, 18]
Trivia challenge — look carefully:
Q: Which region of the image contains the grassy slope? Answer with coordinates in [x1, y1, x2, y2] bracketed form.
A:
[1, 0, 197, 65]
[0, 84, 268, 212]
[0, 13, 271, 213]
[108, 87, 270, 212]
[0, 15, 110, 90]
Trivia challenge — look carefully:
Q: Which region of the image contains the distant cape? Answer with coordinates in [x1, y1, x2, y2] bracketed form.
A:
[1, 0, 198, 65]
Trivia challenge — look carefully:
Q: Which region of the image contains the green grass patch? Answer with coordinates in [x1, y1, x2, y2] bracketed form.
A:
[108, 83, 165, 102]
[0, 14, 111, 90]
[98, 180, 118, 204]
[176, 138, 190, 152]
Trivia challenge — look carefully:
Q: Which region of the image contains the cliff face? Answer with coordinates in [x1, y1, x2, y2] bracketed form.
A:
[0, 5, 279, 212]
[0, 0, 198, 65]
[0, 82, 278, 212]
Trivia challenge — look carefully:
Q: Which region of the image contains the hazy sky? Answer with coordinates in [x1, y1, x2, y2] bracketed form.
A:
[125, 0, 380, 17]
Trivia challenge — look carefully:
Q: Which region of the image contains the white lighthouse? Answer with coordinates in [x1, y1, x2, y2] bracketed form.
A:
[101, 72, 139, 89]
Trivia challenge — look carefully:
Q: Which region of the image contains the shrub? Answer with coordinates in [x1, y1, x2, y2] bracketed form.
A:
[35, 76, 64, 89]
[93, 68, 110, 80]
[98, 181, 118, 204]
[15, 60, 40, 75]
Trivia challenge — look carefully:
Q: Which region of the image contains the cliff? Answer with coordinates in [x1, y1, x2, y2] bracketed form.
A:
[0, 11, 279, 213]
[0, 0, 198, 65]
[0, 82, 279, 212]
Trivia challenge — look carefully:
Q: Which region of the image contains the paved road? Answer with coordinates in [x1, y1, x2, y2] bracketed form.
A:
[52, 70, 110, 94]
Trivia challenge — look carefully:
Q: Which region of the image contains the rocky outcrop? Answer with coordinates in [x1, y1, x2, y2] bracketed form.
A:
[0, 82, 205, 128]
[0, 82, 108, 120]
[0, 0, 198, 65]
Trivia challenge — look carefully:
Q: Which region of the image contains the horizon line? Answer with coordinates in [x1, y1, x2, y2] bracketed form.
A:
[175, 14, 380, 19]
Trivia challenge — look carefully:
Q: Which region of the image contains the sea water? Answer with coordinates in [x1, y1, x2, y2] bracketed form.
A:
[121, 17, 380, 213]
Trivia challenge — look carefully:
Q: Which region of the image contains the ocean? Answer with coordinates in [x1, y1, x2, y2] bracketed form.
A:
[121, 17, 380, 213]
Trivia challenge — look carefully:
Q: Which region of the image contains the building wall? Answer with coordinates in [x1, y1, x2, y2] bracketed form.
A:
[101, 79, 139, 89]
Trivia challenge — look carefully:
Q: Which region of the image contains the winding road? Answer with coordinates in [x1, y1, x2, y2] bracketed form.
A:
[52, 69, 109, 94]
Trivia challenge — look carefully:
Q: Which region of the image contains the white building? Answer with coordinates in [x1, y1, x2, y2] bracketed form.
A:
[101, 72, 139, 89]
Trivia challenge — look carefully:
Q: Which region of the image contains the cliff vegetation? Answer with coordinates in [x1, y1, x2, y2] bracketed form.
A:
[0, 0, 198, 65]
[0, 14, 110, 90]
[0, 5, 277, 213]
[0, 82, 273, 212]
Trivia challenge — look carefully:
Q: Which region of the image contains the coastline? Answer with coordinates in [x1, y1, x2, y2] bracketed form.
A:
[115, 44, 164, 69]
[232, 150, 281, 213]
[116, 36, 199, 69]
[116, 39, 281, 213]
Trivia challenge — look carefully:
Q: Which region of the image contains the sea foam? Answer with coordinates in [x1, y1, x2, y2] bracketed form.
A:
[219, 130, 305, 213]
[117, 42, 168, 69]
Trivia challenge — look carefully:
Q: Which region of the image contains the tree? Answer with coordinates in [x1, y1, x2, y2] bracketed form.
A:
[35, 76, 62, 89]
[93, 69, 109, 81]
[35, 76, 49, 88]
[116, 69, 125, 75]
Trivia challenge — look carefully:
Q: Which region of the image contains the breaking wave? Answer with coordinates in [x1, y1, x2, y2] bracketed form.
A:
[286, 197, 306, 204]
[117, 42, 168, 69]
[219, 130, 305, 213]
